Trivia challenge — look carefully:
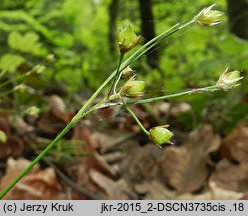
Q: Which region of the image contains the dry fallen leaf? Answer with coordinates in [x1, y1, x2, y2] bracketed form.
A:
[37, 111, 67, 134]
[160, 124, 221, 193]
[179, 181, 244, 200]
[0, 135, 24, 160]
[0, 115, 24, 161]
[134, 180, 176, 200]
[92, 152, 118, 177]
[170, 102, 191, 117]
[220, 123, 248, 163]
[89, 169, 136, 199]
[0, 115, 10, 135]
[0, 158, 64, 200]
[210, 159, 248, 192]
[48, 95, 69, 122]
[72, 123, 118, 176]
[10, 115, 34, 133]
[134, 180, 244, 200]
[37, 95, 71, 134]
[120, 144, 163, 182]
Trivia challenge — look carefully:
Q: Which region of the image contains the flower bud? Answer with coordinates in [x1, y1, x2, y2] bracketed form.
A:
[14, 84, 27, 92]
[118, 25, 140, 54]
[25, 106, 40, 117]
[46, 54, 55, 63]
[194, 4, 223, 27]
[33, 64, 46, 74]
[216, 68, 243, 90]
[149, 125, 173, 145]
[14, 84, 35, 94]
[121, 66, 134, 79]
[120, 79, 146, 98]
[109, 93, 121, 101]
[0, 130, 7, 143]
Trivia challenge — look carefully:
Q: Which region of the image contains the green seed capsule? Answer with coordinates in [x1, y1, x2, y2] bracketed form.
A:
[118, 25, 140, 54]
[0, 130, 7, 143]
[194, 4, 223, 27]
[121, 80, 146, 98]
[217, 68, 243, 90]
[149, 126, 173, 145]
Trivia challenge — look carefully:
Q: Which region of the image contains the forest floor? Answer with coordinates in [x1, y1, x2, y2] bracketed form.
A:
[0, 94, 248, 200]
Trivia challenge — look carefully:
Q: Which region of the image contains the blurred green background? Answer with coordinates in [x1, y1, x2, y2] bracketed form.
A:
[0, 0, 247, 133]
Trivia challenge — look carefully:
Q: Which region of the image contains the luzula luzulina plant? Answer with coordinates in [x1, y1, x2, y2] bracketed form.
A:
[0, 4, 243, 199]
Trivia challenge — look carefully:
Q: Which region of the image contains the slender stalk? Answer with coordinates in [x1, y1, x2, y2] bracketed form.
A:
[108, 53, 124, 96]
[121, 97, 150, 135]
[0, 89, 15, 97]
[99, 85, 219, 108]
[0, 109, 19, 114]
[132, 85, 218, 105]
[0, 70, 7, 79]
[100, 85, 219, 108]
[0, 120, 74, 199]
[131, 20, 194, 63]
[113, 54, 125, 94]
[0, 69, 34, 89]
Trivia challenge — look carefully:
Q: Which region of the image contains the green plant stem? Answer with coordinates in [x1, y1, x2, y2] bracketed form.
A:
[121, 97, 150, 136]
[0, 89, 15, 97]
[99, 85, 219, 108]
[0, 70, 7, 79]
[0, 18, 196, 200]
[132, 85, 219, 105]
[0, 65, 116, 199]
[0, 109, 19, 114]
[108, 53, 124, 96]
[0, 113, 87, 199]
[0, 77, 113, 200]
[113, 53, 125, 94]
[0, 69, 34, 89]
[0, 121, 72, 199]
[134, 20, 195, 62]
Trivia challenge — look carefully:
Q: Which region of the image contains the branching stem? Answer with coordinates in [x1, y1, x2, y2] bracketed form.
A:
[121, 97, 150, 135]
[108, 53, 125, 96]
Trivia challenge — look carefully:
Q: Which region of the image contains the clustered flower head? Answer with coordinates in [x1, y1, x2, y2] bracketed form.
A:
[194, 4, 224, 27]
[33, 64, 46, 74]
[25, 106, 40, 117]
[46, 54, 55, 63]
[149, 125, 174, 145]
[14, 84, 28, 92]
[118, 25, 141, 54]
[121, 66, 134, 79]
[120, 78, 146, 98]
[14, 84, 35, 94]
[216, 68, 243, 90]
